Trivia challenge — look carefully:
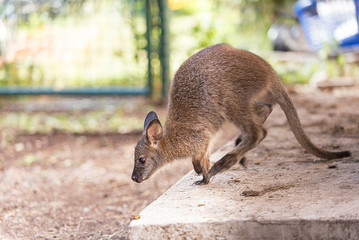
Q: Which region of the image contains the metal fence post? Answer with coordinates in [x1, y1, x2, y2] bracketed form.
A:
[158, 0, 170, 99]
[145, 0, 153, 97]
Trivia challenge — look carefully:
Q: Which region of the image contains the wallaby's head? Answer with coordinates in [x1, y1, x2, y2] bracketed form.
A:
[131, 111, 164, 183]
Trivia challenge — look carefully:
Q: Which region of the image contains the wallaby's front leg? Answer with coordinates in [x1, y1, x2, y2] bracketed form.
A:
[192, 155, 210, 185]
[193, 174, 210, 185]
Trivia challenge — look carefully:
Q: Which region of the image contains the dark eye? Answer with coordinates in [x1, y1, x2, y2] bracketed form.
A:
[139, 157, 146, 164]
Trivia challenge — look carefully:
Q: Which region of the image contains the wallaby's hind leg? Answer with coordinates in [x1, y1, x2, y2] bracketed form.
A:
[209, 121, 267, 180]
[210, 121, 267, 177]
[234, 101, 272, 167]
[195, 101, 272, 185]
[254, 101, 273, 123]
[235, 101, 272, 145]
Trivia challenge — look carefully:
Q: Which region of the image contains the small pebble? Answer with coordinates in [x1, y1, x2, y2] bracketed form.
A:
[130, 215, 141, 220]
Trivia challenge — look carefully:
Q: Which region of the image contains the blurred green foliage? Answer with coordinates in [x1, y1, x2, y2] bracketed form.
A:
[0, 0, 357, 91]
[0, 0, 301, 91]
[168, 0, 294, 72]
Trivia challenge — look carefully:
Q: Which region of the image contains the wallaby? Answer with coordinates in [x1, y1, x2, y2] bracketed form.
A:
[131, 43, 351, 185]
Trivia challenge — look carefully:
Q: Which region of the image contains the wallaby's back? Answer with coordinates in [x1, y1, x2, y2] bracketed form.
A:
[168, 43, 273, 129]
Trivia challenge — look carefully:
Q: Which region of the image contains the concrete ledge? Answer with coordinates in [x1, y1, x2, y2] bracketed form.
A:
[129, 140, 359, 240]
[131, 220, 359, 240]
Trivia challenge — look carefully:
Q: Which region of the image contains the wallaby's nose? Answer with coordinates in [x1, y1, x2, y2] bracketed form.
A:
[131, 174, 137, 182]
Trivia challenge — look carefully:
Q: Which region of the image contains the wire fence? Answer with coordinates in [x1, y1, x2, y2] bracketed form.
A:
[0, 0, 149, 95]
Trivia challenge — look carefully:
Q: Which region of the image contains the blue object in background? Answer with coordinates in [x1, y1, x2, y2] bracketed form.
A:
[294, 0, 359, 51]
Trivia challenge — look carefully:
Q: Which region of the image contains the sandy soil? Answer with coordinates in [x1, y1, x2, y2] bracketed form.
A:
[0, 90, 358, 240]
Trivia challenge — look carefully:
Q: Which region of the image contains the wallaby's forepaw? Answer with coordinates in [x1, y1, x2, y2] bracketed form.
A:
[192, 177, 210, 185]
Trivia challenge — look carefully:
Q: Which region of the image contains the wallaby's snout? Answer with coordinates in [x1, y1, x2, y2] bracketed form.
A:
[131, 155, 149, 183]
[131, 158, 156, 183]
[131, 171, 143, 183]
[131, 173, 138, 182]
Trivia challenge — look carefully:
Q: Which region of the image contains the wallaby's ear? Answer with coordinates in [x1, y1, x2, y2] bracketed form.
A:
[144, 111, 158, 130]
[144, 111, 163, 144]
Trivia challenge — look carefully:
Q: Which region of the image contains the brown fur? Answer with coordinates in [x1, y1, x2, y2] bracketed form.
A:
[131, 43, 350, 185]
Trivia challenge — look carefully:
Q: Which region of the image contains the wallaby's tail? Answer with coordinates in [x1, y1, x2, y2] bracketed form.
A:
[268, 79, 351, 160]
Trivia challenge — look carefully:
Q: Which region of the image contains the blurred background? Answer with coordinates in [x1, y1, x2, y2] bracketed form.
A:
[0, 0, 357, 95]
[0, 0, 358, 134]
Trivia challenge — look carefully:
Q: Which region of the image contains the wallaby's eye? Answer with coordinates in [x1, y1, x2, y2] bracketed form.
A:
[139, 157, 146, 164]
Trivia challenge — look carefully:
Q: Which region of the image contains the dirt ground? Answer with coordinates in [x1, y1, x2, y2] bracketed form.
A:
[0, 88, 358, 240]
